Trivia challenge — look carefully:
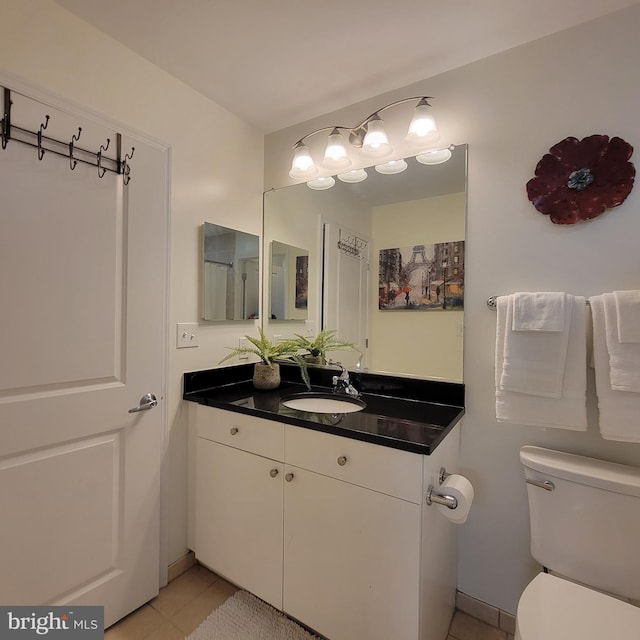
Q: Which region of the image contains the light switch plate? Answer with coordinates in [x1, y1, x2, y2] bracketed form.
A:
[177, 323, 199, 348]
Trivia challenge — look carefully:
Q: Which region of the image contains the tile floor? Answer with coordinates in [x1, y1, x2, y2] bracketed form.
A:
[105, 564, 515, 640]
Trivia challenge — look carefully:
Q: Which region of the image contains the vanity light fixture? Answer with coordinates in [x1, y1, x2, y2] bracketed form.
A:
[289, 96, 440, 179]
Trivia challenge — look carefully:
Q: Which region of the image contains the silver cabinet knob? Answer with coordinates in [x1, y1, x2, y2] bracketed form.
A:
[337, 456, 347, 466]
[285, 473, 294, 482]
[269, 468, 279, 478]
[230, 427, 239, 435]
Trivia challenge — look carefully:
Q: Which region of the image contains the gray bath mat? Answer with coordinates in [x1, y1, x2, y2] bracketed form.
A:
[186, 590, 321, 640]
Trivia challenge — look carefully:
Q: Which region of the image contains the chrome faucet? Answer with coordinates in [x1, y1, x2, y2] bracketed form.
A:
[329, 361, 360, 397]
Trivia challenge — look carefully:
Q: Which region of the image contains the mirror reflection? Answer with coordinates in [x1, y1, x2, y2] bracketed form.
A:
[202, 222, 259, 321]
[269, 241, 309, 321]
[263, 144, 467, 382]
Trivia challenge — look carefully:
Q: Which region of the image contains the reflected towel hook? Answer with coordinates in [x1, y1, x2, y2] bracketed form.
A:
[69, 127, 82, 170]
[97, 138, 110, 178]
[37, 114, 50, 160]
[122, 146, 135, 185]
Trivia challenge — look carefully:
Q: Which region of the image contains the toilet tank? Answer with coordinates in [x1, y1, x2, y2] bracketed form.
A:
[520, 445, 640, 600]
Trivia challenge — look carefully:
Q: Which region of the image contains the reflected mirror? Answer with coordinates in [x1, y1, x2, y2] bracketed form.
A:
[202, 222, 259, 321]
[269, 241, 309, 321]
[263, 144, 467, 381]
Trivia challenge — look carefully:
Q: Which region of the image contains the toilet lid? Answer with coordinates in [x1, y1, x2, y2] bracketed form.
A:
[516, 573, 640, 640]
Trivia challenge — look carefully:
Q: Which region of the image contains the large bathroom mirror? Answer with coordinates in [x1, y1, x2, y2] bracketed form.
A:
[263, 144, 467, 381]
[202, 222, 260, 321]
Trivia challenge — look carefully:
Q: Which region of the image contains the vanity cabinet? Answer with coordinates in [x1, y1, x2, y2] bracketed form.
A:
[283, 426, 423, 640]
[193, 403, 460, 640]
[194, 406, 284, 608]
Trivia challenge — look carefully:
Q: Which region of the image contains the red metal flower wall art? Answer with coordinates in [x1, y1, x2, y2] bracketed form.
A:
[526, 135, 635, 224]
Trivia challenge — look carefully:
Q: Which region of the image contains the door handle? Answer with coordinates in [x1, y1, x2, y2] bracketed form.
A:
[128, 393, 158, 413]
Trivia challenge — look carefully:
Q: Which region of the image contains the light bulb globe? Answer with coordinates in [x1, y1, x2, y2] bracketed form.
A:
[337, 168, 368, 183]
[323, 129, 351, 169]
[307, 176, 336, 190]
[289, 143, 318, 179]
[362, 118, 392, 156]
[375, 159, 408, 175]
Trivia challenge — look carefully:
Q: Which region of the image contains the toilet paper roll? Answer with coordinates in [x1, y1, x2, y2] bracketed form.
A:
[436, 474, 474, 524]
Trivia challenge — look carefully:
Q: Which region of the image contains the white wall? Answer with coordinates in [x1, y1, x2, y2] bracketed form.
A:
[2, 0, 264, 569]
[265, 5, 640, 613]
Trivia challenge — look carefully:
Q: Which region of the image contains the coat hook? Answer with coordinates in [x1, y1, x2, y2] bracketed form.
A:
[1, 116, 7, 150]
[69, 126, 82, 170]
[97, 138, 110, 178]
[37, 115, 50, 160]
[1, 91, 11, 150]
[122, 146, 135, 185]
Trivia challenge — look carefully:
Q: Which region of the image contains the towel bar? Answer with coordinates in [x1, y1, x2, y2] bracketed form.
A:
[487, 296, 590, 310]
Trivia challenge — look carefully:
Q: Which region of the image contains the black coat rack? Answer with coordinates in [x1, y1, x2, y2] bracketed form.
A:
[0, 87, 134, 183]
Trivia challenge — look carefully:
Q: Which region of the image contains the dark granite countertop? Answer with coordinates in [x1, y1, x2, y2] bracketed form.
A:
[183, 364, 464, 455]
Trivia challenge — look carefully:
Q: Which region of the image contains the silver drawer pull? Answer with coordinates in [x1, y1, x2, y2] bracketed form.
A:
[285, 473, 294, 482]
[526, 478, 555, 491]
[269, 468, 279, 478]
[337, 456, 347, 466]
[230, 427, 239, 435]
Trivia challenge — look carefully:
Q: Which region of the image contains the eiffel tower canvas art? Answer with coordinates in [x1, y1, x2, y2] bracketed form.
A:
[379, 241, 464, 310]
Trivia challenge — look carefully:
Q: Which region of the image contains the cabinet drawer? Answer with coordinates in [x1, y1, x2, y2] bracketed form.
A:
[285, 425, 422, 503]
[196, 404, 284, 460]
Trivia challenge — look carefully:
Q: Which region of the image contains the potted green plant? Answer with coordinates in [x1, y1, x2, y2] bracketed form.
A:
[292, 329, 358, 365]
[219, 328, 310, 390]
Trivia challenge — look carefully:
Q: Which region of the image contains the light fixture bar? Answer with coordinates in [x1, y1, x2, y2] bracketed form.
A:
[288, 96, 440, 181]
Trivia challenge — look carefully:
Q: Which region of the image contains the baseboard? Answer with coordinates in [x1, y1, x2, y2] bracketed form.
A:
[167, 550, 197, 583]
[455, 591, 516, 635]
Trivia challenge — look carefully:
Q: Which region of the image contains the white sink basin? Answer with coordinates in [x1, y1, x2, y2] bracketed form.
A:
[281, 392, 366, 414]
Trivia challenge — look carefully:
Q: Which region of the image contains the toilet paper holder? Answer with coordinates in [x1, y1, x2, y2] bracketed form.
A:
[426, 467, 458, 510]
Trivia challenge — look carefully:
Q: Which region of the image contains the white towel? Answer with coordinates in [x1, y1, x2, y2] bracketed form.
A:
[513, 292, 566, 331]
[495, 294, 587, 430]
[591, 294, 640, 442]
[499, 293, 571, 398]
[603, 292, 640, 392]
[614, 290, 640, 343]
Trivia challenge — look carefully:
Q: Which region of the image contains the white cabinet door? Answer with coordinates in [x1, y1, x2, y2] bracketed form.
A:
[195, 439, 283, 609]
[283, 465, 421, 640]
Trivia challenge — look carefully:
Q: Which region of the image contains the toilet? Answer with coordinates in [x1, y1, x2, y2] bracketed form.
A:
[517, 445, 640, 640]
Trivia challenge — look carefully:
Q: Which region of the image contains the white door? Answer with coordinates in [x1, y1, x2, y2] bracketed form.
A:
[323, 222, 369, 369]
[0, 90, 167, 627]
